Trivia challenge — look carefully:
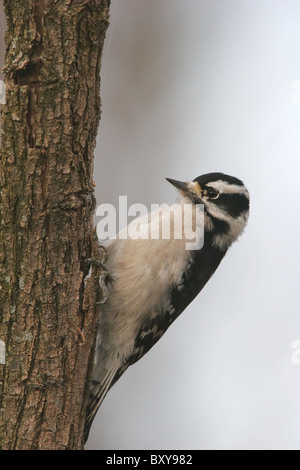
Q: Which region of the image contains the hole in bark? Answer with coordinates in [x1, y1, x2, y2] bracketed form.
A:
[13, 60, 42, 86]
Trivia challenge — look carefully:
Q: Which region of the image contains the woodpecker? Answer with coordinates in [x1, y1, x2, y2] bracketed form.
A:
[84, 172, 249, 442]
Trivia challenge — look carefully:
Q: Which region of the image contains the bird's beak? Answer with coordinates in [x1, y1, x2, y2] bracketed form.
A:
[166, 178, 189, 193]
[166, 178, 202, 200]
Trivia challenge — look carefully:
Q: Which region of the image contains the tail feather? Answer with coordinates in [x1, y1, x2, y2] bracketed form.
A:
[83, 367, 119, 444]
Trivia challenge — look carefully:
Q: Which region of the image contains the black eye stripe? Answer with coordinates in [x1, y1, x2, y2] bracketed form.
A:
[218, 193, 249, 217]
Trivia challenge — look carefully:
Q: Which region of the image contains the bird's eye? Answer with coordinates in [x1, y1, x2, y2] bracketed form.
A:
[206, 188, 219, 199]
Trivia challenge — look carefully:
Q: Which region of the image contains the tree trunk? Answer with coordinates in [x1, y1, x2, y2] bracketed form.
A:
[0, 0, 109, 450]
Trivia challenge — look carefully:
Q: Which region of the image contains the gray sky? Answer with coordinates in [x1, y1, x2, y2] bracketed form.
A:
[86, 0, 300, 450]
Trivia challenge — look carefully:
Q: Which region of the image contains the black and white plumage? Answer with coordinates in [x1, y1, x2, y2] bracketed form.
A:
[84, 172, 249, 442]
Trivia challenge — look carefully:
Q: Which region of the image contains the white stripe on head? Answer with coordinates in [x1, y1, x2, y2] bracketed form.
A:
[206, 180, 249, 198]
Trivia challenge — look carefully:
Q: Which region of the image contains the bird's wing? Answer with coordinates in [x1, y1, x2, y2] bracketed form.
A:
[122, 245, 225, 369]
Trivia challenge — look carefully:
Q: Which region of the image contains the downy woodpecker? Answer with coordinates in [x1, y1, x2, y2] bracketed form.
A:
[84, 172, 249, 442]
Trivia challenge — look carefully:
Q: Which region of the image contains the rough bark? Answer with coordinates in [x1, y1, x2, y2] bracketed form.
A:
[0, 0, 109, 450]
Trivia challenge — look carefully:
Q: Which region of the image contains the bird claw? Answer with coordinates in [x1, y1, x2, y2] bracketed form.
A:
[86, 246, 113, 304]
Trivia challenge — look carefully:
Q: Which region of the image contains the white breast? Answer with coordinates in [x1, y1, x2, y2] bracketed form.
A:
[98, 202, 202, 363]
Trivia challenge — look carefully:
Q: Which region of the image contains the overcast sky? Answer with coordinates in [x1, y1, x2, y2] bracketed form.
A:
[85, 0, 300, 450]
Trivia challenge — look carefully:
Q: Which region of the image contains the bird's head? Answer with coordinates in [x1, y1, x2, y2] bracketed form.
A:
[166, 172, 250, 250]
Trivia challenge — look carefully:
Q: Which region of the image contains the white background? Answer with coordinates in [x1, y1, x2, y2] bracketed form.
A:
[86, 0, 300, 450]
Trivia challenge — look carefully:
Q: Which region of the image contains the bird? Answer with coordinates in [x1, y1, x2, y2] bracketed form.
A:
[84, 172, 249, 443]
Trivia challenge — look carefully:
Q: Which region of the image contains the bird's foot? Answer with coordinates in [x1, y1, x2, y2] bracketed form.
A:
[86, 246, 113, 304]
